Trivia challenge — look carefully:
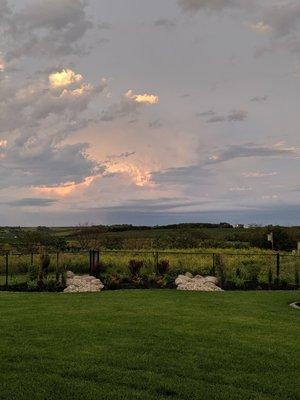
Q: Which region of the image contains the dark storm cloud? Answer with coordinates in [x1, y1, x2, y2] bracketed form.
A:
[8, 198, 58, 207]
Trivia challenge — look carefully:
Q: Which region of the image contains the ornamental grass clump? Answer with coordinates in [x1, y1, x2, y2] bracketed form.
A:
[155, 259, 170, 276]
[128, 259, 143, 277]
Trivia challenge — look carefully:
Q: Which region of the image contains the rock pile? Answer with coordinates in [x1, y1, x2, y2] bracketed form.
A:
[175, 272, 223, 291]
[64, 271, 104, 293]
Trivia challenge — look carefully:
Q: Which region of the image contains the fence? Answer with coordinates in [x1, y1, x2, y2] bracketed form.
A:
[0, 249, 300, 290]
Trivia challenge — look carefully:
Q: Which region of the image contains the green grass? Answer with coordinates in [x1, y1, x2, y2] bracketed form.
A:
[0, 291, 299, 399]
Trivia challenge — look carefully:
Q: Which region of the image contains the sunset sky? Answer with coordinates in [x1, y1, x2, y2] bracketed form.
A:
[0, 0, 299, 226]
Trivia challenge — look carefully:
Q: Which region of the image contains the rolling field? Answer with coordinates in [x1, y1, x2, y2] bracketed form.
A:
[0, 291, 299, 399]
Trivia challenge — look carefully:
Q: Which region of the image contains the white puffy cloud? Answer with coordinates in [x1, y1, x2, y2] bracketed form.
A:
[49, 69, 83, 88]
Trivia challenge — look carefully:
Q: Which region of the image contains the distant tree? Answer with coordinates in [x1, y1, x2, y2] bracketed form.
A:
[74, 224, 107, 249]
[250, 226, 296, 251]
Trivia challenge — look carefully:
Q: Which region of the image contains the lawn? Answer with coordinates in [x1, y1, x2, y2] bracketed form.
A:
[0, 291, 299, 400]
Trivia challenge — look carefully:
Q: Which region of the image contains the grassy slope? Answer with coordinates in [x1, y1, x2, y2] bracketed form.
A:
[0, 291, 299, 400]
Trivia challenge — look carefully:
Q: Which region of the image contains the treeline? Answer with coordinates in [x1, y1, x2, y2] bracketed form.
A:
[0, 224, 299, 252]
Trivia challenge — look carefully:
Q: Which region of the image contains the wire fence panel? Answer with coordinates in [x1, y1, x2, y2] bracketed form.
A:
[0, 249, 299, 290]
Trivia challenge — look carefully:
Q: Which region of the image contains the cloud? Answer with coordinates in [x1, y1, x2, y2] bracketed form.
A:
[8, 198, 58, 207]
[1, 0, 94, 61]
[206, 115, 226, 123]
[253, 3, 300, 55]
[205, 109, 248, 123]
[0, 63, 107, 190]
[49, 69, 83, 88]
[250, 95, 268, 102]
[101, 90, 159, 121]
[229, 186, 252, 192]
[242, 171, 277, 178]
[154, 18, 176, 29]
[227, 109, 248, 122]
[206, 143, 296, 164]
[177, 0, 238, 13]
[125, 90, 159, 105]
[94, 197, 210, 213]
[246, 21, 272, 34]
[151, 165, 211, 185]
[152, 143, 296, 186]
[197, 110, 216, 117]
[149, 119, 163, 129]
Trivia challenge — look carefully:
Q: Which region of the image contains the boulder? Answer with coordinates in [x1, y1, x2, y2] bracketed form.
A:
[175, 274, 192, 286]
[64, 272, 104, 293]
[175, 273, 223, 292]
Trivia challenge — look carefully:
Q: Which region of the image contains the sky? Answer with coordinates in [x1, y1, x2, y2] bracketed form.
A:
[0, 0, 299, 226]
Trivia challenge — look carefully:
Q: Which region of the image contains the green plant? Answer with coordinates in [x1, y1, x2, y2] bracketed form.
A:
[39, 251, 51, 281]
[294, 268, 299, 288]
[215, 254, 227, 286]
[28, 264, 39, 281]
[27, 280, 38, 291]
[128, 259, 143, 277]
[155, 259, 169, 276]
[91, 261, 107, 278]
[268, 267, 273, 285]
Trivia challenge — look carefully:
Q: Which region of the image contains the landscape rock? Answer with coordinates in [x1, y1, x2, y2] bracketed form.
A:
[175, 272, 223, 292]
[64, 271, 104, 293]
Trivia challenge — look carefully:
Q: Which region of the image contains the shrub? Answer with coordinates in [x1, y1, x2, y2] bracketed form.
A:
[215, 254, 227, 286]
[268, 267, 273, 285]
[295, 268, 299, 288]
[91, 261, 107, 278]
[27, 280, 38, 291]
[39, 251, 51, 281]
[28, 264, 39, 281]
[128, 259, 143, 276]
[155, 259, 169, 276]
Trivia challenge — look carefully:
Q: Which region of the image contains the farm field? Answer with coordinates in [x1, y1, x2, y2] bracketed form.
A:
[0, 291, 299, 400]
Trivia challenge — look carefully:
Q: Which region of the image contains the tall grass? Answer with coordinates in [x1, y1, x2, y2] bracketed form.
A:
[0, 248, 299, 286]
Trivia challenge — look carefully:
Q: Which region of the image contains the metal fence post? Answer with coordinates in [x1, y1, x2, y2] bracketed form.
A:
[5, 252, 9, 289]
[56, 252, 60, 270]
[89, 250, 92, 274]
[276, 253, 280, 280]
[155, 251, 159, 271]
